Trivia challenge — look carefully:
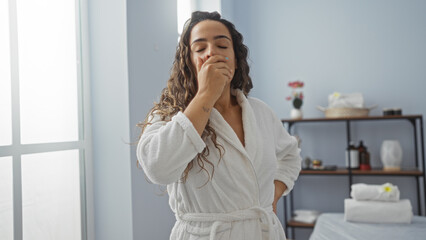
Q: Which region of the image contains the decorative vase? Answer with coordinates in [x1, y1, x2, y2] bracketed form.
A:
[380, 140, 403, 171]
[290, 108, 303, 119]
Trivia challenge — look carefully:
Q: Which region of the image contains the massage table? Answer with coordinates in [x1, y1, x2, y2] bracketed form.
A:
[309, 213, 426, 240]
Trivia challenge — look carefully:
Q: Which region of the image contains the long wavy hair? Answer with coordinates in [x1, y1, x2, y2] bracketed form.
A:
[137, 11, 252, 184]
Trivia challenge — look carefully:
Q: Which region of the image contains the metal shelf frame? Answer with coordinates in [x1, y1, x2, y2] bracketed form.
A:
[281, 115, 425, 239]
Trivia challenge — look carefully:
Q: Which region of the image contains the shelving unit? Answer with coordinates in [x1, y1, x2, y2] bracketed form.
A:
[281, 115, 425, 239]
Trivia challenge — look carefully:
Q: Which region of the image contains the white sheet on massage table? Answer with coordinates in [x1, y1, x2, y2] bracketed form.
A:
[309, 213, 426, 240]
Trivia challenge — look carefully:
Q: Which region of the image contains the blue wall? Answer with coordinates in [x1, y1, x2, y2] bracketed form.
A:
[231, 0, 426, 239]
[232, 0, 426, 117]
[89, 0, 133, 239]
[127, 1, 177, 240]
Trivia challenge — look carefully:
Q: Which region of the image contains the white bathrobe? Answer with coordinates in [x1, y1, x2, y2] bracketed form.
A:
[137, 89, 302, 240]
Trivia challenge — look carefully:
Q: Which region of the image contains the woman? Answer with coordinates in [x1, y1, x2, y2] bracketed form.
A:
[137, 11, 301, 240]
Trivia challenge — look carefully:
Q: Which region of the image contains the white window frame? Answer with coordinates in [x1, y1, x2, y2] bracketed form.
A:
[177, 0, 222, 36]
[0, 0, 93, 239]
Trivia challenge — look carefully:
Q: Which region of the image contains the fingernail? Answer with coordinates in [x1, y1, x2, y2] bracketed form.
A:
[225, 57, 229, 60]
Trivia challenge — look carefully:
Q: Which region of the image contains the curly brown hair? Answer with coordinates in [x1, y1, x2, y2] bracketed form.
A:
[137, 11, 252, 184]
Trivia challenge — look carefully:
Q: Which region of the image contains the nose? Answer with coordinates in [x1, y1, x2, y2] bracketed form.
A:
[205, 45, 217, 59]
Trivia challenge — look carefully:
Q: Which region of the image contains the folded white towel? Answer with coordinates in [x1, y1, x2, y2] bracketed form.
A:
[293, 214, 318, 224]
[328, 92, 364, 108]
[344, 198, 413, 223]
[350, 183, 400, 202]
[293, 209, 320, 223]
[294, 209, 320, 216]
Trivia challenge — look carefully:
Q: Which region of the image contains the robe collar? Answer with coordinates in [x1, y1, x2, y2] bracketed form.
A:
[209, 88, 258, 162]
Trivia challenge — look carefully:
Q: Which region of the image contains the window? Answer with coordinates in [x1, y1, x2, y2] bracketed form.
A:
[0, 1, 90, 239]
[177, 0, 222, 35]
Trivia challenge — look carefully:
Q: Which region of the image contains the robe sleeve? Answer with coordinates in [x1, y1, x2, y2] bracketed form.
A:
[273, 114, 302, 196]
[136, 111, 206, 185]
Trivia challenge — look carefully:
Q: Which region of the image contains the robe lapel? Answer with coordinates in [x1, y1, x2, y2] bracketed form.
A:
[209, 108, 248, 159]
[234, 89, 259, 162]
[209, 89, 259, 163]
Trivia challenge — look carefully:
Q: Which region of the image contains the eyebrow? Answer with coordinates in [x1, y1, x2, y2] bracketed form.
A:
[191, 35, 231, 45]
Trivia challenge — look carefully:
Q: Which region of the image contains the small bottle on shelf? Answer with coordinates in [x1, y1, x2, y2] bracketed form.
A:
[346, 141, 359, 169]
[358, 141, 371, 170]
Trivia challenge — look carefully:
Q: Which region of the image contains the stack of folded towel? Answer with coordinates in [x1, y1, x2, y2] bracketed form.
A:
[293, 209, 320, 224]
[345, 183, 413, 223]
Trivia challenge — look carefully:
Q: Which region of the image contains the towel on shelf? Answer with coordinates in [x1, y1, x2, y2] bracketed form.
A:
[328, 92, 364, 108]
[293, 215, 318, 224]
[344, 198, 413, 224]
[293, 209, 320, 224]
[350, 183, 400, 202]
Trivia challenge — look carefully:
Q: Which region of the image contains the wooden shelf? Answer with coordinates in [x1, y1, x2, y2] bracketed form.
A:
[300, 168, 423, 176]
[282, 114, 425, 239]
[281, 114, 422, 123]
[287, 219, 315, 228]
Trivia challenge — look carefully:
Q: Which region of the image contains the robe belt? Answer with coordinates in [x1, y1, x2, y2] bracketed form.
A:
[176, 206, 274, 240]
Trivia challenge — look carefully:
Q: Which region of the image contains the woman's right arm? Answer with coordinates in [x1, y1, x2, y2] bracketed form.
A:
[138, 55, 232, 185]
[137, 112, 206, 185]
[137, 94, 216, 185]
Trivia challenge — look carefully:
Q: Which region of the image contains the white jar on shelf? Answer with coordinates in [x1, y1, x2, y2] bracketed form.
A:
[380, 140, 403, 171]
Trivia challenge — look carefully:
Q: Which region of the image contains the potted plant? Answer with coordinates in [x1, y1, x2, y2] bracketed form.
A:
[286, 80, 304, 119]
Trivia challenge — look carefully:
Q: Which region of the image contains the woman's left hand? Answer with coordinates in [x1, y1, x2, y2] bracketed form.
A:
[273, 180, 287, 214]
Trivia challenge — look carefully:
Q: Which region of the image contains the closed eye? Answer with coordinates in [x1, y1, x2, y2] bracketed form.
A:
[218, 46, 227, 49]
[195, 48, 205, 53]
